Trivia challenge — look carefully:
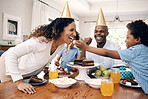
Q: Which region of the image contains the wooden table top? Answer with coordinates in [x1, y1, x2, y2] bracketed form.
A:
[0, 72, 147, 99]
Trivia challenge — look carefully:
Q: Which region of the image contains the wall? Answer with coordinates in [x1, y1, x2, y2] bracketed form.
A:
[79, 14, 148, 39]
[0, 0, 80, 45]
[0, 0, 33, 45]
[1, 0, 147, 44]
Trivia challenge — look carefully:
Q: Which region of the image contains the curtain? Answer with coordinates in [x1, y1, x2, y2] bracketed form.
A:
[31, 0, 48, 31]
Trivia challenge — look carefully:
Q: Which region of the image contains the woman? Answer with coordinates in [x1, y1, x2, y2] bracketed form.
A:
[0, 18, 76, 94]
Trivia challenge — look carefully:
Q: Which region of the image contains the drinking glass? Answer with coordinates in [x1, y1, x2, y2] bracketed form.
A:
[49, 70, 58, 80]
[101, 79, 114, 96]
[110, 69, 120, 83]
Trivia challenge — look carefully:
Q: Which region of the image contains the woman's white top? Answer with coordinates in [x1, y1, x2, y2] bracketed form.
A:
[5, 37, 64, 82]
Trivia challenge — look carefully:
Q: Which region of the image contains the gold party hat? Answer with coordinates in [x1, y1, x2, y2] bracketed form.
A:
[96, 8, 107, 26]
[61, 1, 71, 18]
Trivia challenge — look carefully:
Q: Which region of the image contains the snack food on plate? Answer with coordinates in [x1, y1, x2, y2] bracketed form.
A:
[74, 59, 84, 65]
[53, 77, 75, 84]
[94, 66, 112, 77]
[124, 78, 138, 85]
[58, 67, 70, 76]
[82, 60, 94, 66]
[29, 76, 43, 83]
[74, 59, 94, 66]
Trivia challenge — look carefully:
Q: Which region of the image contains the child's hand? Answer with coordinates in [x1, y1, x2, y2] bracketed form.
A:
[84, 37, 92, 45]
[55, 61, 60, 66]
[71, 67, 77, 72]
[43, 67, 49, 75]
[75, 40, 88, 51]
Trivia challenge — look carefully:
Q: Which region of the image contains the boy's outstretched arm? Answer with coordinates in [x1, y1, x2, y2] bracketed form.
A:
[75, 40, 121, 59]
[80, 37, 92, 58]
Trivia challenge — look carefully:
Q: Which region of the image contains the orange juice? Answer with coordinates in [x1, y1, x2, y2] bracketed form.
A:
[111, 72, 120, 83]
[101, 80, 114, 96]
[49, 71, 58, 80]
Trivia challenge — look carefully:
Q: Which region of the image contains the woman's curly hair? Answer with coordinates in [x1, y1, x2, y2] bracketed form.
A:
[29, 18, 75, 43]
[126, 20, 148, 46]
[75, 31, 80, 40]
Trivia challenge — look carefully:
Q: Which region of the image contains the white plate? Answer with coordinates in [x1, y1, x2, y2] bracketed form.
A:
[58, 72, 73, 78]
[119, 80, 141, 88]
[50, 78, 77, 88]
[92, 73, 110, 79]
[85, 79, 102, 89]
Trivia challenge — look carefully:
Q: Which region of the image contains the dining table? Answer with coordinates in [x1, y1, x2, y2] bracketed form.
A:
[0, 71, 147, 99]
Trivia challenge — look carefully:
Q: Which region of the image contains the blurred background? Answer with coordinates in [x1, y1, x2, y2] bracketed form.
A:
[0, 0, 148, 49]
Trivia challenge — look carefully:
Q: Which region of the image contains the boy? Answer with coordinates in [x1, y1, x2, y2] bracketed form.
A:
[75, 20, 148, 94]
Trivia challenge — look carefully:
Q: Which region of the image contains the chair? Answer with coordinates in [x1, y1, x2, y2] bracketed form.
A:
[0, 50, 4, 83]
[0, 50, 4, 57]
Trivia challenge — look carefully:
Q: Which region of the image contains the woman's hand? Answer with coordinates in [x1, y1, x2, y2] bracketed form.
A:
[75, 40, 88, 51]
[15, 80, 36, 94]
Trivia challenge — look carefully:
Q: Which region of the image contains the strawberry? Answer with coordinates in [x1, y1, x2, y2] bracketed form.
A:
[123, 80, 127, 84]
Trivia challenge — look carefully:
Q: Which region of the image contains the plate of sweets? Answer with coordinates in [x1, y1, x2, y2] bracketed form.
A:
[58, 67, 73, 78]
[24, 76, 47, 86]
[119, 78, 141, 88]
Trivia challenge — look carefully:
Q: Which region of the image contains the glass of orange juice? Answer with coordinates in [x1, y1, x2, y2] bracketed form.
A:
[49, 70, 58, 80]
[49, 66, 58, 80]
[101, 79, 114, 96]
[110, 69, 120, 83]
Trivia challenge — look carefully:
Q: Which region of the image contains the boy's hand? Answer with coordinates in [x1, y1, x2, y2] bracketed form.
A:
[75, 40, 88, 51]
[84, 37, 92, 45]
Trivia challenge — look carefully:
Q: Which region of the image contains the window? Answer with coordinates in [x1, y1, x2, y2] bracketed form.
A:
[107, 28, 127, 49]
